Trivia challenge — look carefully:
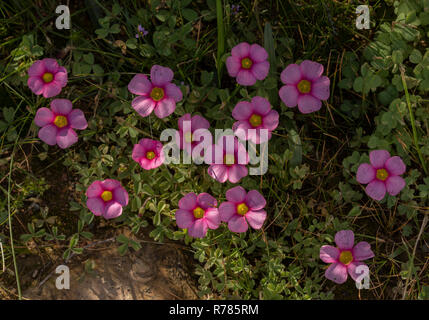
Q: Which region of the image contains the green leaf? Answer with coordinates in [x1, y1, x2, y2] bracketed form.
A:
[201, 71, 213, 86]
[116, 234, 129, 244]
[409, 49, 422, 64]
[110, 24, 121, 34]
[182, 8, 198, 21]
[83, 53, 94, 65]
[3, 107, 14, 123]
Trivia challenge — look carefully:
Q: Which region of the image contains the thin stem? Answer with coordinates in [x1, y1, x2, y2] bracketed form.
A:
[216, 0, 225, 88]
[400, 66, 428, 175]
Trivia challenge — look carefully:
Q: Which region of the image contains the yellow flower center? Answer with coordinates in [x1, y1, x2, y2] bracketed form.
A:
[236, 203, 249, 216]
[184, 132, 193, 143]
[224, 154, 235, 166]
[376, 168, 389, 181]
[42, 72, 54, 83]
[241, 57, 253, 69]
[53, 115, 68, 128]
[249, 114, 262, 127]
[146, 151, 156, 160]
[150, 87, 164, 101]
[297, 80, 311, 94]
[101, 190, 113, 202]
[339, 250, 353, 265]
[193, 207, 205, 219]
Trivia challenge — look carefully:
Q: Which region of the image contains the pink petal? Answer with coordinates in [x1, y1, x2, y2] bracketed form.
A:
[86, 197, 105, 216]
[178, 113, 192, 131]
[280, 64, 301, 85]
[68, 109, 88, 130]
[38, 124, 58, 145]
[42, 82, 62, 98]
[386, 176, 406, 196]
[228, 215, 248, 233]
[356, 163, 376, 184]
[51, 99, 72, 115]
[231, 42, 250, 58]
[251, 61, 269, 81]
[28, 60, 46, 77]
[140, 157, 162, 170]
[154, 98, 176, 118]
[262, 110, 279, 131]
[226, 186, 247, 203]
[236, 140, 250, 164]
[197, 193, 217, 209]
[219, 202, 236, 222]
[347, 262, 368, 282]
[245, 209, 267, 229]
[251, 96, 271, 115]
[101, 179, 120, 190]
[27, 77, 44, 95]
[150, 65, 174, 86]
[56, 127, 78, 149]
[325, 262, 348, 284]
[335, 230, 355, 250]
[204, 208, 220, 229]
[385, 156, 406, 176]
[43, 58, 60, 73]
[279, 85, 299, 107]
[352, 242, 374, 261]
[369, 150, 390, 169]
[128, 74, 152, 95]
[249, 44, 268, 62]
[232, 101, 253, 120]
[228, 164, 248, 183]
[188, 219, 208, 238]
[175, 209, 195, 229]
[299, 60, 324, 80]
[179, 192, 197, 210]
[366, 180, 387, 201]
[86, 180, 103, 198]
[236, 69, 257, 86]
[132, 96, 155, 117]
[164, 83, 183, 102]
[103, 201, 123, 219]
[140, 138, 159, 150]
[245, 190, 266, 210]
[320, 245, 340, 263]
[34, 107, 54, 127]
[247, 128, 272, 144]
[297, 94, 322, 114]
[233, 121, 251, 141]
[132, 144, 145, 164]
[54, 69, 68, 87]
[311, 76, 330, 100]
[113, 187, 129, 207]
[226, 56, 241, 77]
[208, 164, 228, 183]
[191, 115, 210, 131]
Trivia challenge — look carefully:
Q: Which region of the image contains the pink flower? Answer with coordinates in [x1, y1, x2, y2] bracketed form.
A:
[279, 60, 330, 114]
[34, 99, 87, 149]
[132, 138, 165, 170]
[86, 179, 129, 219]
[206, 136, 249, 183]
[226, 42, 270, 86]
[27, 58, 68, 98]
[176, 113, 210, 154]
[320, 230, 374, 284]
[219, 186, 267, 233]
[128, 65, 183, 119]
[356, 150, 406, 201]
[175, 192, 220, 238]
[232, 96, 279, 144]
